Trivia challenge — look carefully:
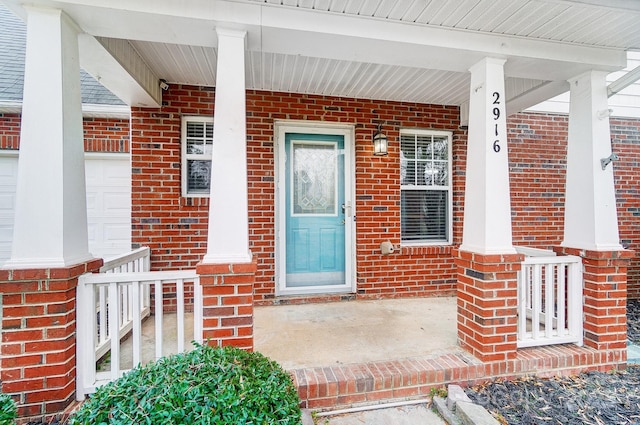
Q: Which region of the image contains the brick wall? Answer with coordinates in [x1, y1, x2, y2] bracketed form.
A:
[83, 117, 129, 153]
[130, 87, 214, 270]
[611, 118, 640, 298]
[0, 113, 129, 153]
[0, 113, 20, 150]
[508, 113, 568, 247]
[509, 113, 640, 296]
[129, 85, 640, 301]
[3, 93, 639, 300]
[131, 86, 465, 302]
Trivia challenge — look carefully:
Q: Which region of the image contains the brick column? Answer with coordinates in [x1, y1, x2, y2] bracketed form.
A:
[0, 259, 102, 421]
[196, 261, 256, 351]
[455, 249, 523, 362]
[555, 247, 634, 352]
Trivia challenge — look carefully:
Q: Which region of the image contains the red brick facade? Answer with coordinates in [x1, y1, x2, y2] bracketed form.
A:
[130, 87, 465, 302]
[0, 113, 129, 153]
[127, 86, 639, 301]
[0, 259, 103, 420]
[1, 86, 638, 421]
[2, 92, 640, 300]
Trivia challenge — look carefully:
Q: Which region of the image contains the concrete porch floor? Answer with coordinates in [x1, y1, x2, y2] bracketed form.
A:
[111, 296, 629, 412]
[114, 296, 460, 370]
[254, 296, 460, 369]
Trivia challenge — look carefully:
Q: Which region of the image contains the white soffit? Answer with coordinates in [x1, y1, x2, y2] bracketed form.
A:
[3, 0, 636, 109]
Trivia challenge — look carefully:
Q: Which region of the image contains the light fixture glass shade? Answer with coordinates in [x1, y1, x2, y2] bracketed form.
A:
[373, 131, 388, 156]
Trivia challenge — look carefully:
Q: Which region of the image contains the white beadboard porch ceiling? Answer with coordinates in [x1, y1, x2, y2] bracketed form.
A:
[246, 0, 640, 48]
[4, 0, 638, 108]
[123, 0, 640, 108]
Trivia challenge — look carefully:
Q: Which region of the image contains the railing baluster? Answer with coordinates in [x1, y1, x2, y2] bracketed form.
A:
[177, 278, 185, 353]
[154, 279, 163, 360]
[544, 264, 554, 338]
[557, 264, 566, 335]
[108, 281, 121, 381]
[132, 281, 142, 368]
[531, 264, 542, 340]
[98, 285, 107, 345]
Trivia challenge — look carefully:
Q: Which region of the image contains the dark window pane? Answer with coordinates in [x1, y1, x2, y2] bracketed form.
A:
[401, 190, 448, 241]
[187, 160, 211, 194]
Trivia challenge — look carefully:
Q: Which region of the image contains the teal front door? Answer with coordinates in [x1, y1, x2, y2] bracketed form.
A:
[284, 133, 346, 290]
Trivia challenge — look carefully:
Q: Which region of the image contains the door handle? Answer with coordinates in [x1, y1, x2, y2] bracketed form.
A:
[341, 203, 352, 217]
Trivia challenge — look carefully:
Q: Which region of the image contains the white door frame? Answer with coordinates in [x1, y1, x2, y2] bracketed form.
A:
[274, 120, 356, 296]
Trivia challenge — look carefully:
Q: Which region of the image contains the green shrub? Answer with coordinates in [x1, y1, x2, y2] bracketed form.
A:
[0, 392, 17, 425]
[70, 343, 301, 425]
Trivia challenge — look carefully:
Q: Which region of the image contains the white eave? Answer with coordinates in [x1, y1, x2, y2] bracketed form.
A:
[0, 100, 130, 119]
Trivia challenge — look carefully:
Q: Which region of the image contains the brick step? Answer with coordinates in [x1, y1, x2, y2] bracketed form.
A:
[290, 345, 626, 411]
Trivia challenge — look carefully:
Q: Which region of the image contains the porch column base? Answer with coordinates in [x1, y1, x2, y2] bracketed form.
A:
[196, 260, 257, 351]
[554, 246, 634, 352]
[454, 249, 522, 362]
[0, 259, 103, 422]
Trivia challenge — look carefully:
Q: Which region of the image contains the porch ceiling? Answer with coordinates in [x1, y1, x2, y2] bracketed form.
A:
[3, 0, 637, 109]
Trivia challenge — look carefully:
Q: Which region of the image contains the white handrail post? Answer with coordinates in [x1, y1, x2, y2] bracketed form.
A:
[76, 274, 96, 401]
[194, 276, 203, 344]
[517, 264, 527, 342]
[569, 259, 584, 346]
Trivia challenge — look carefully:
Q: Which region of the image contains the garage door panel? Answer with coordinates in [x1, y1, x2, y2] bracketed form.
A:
[103, 192, 130, 215]
[0, 224, 13, 262]
[86, 192, 98, 213]
[0, 155, 131, 264]
[0, 193, 16, 211]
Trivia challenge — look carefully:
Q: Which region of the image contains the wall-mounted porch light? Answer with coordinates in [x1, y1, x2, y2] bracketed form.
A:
[373, 123, 388, 156]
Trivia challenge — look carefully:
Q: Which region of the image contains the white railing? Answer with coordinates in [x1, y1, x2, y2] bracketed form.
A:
[96, 247, 152, 360]
[517, 255, 583, 348]
[101, 246, 151, 273]
[76, 270, 203, 400]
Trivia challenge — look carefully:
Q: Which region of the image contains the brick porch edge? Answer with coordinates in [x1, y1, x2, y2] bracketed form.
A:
[291, 344, 626, 410]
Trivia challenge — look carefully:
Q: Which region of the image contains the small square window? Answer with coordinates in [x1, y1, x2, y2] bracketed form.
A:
[182, 116, 213, 197]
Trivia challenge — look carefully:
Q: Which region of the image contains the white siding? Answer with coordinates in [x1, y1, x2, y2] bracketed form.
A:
[529, 52, 640, 118]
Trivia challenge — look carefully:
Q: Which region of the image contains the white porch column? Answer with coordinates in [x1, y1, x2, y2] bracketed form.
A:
[202, 28, 251, 264]
[4, 8, 91, 269]
[460, 57, 516, 254]
[562, 71, 622, 251]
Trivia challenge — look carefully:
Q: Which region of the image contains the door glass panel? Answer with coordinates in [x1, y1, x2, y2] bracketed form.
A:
[292, 143, 337, 215]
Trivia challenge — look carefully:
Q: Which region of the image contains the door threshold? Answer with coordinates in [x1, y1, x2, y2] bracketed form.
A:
[255, 292, 356, 306]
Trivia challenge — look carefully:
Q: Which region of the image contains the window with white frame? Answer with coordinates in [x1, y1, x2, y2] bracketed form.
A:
[182, 116, 213, 197]
[400, 129, 452, 244]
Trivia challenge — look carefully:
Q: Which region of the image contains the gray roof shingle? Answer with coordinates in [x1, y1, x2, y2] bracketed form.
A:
[0, 4, 125, 106]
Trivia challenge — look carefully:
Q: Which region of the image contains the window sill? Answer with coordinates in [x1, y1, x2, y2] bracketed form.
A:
[398, 244, 453, 256]
[180, 197, 210, 208]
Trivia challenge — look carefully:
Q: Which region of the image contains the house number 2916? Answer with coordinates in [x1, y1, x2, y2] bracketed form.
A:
[492, 91, 502, 153]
